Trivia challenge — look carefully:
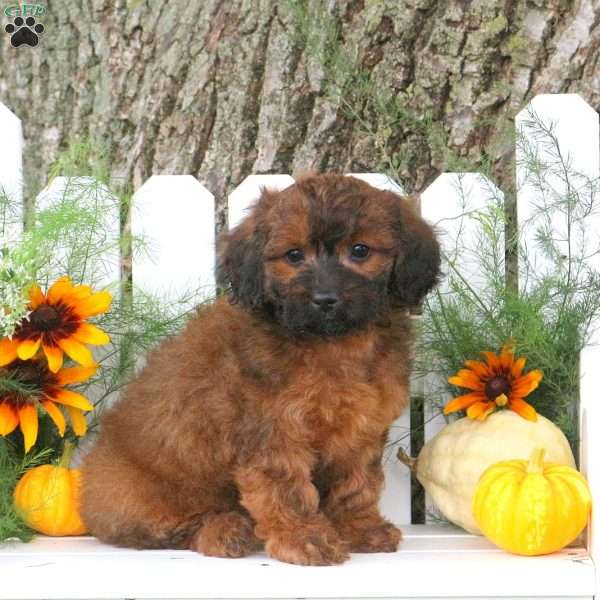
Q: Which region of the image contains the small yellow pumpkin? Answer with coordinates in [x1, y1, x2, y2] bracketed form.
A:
[473, 447, 592, 555]
[13, 442, 87, 536]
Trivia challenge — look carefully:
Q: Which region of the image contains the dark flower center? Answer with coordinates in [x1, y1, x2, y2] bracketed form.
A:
[0, 360, 54, 408]
[29, 304, 62, 331]
[485, 375, 511, 400]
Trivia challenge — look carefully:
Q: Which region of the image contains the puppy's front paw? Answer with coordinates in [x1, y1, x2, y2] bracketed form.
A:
[340, 519, 402, 553]
[266, 527, 350, 566]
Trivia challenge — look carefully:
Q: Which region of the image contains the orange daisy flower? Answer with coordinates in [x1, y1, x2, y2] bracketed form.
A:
[444, 345, 543, 421]
[0, 358, 96, 452]
[0, 276, 111, 373]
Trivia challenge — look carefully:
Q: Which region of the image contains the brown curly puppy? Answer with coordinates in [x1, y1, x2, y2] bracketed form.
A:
[80, 174, 440, 566]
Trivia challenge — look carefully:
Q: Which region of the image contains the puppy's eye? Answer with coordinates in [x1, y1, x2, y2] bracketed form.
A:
[286, 249, 305, 264]
[350, 244, 370, 260]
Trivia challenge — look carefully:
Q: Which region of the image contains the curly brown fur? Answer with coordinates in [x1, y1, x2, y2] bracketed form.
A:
[81, 174, 440, 565]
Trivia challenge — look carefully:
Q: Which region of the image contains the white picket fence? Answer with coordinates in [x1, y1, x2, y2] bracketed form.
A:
[1, 94, 600, 600]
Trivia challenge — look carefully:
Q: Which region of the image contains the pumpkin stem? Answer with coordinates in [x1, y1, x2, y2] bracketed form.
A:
[397, 447, 418, 472]
[59, 441, 76, 469]
[527, 447, 546, 473]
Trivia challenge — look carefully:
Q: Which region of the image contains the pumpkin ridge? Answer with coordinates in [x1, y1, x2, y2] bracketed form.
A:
[551, 471, 593, 513]
[512, 474, 549, 555]
[547, 476, 578, 545]
[479, 472, 521, 542]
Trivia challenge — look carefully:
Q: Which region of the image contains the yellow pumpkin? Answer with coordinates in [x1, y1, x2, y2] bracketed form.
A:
[13, 443, 87, 536]
[473, 448, 591, 555]
[415, 411, 575, 533]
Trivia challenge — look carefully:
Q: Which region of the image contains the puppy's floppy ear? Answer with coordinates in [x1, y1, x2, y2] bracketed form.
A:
[217, 213, 267, 309]
[389, 194, 441, 307]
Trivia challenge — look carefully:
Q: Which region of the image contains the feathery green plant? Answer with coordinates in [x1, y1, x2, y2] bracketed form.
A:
[0, 441, 53, 542]
[416, 108, 600, 453]
[0, 137, 212, 540]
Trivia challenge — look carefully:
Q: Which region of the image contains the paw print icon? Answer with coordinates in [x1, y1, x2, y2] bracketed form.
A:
[5, 16, 44, 47]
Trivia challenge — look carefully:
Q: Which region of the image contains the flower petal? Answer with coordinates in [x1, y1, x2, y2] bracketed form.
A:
[55, 365, 98, 386]
[467, 401, 496, 420]
[509, 397, 538, 421]
[47, 276, 74, 304]
[28, 284, 46, 309]
[72, 291, 112, 318]
[73, 323, 110, 346]
[512, 369, 543, 397]
[510, 357, 527, 380]
[448, 369, 485, 391]
[17, 337, 41, 360]
[18, 404, 39, 453]
[63, 284, 93, 302]
[0, 402, 18, 436]
[43, 344, 64, 373]
[480, 350, 501, 371]
[443, 391, 486, 414]
[0, 338, 18, 366]
[463, 359, 491, 378]
[57, 338, 95, 368]
[499, 347, 515, 372]
[42, 400, 66, 437]
[52, 389, 94, 411]
[66, 405, 87, 437]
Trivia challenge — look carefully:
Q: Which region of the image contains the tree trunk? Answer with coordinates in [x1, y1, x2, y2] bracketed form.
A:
[0, 0, 598, 228]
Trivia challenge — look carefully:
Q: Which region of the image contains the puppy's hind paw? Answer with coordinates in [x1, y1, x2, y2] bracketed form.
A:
[191, 511, 262, 558]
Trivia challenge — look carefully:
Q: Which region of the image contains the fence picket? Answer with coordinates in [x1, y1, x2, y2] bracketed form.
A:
[516, 94, 600, 313]
[228, 174, 294, 229]
[0, 102, 23, 242]
[349, 174, 411, 526]
[580, 344, 600, 587]
[132, 175, 216, 308]
[35, 176, 122, 451]
[348, 173, 404, 194]
[36, 176, 121, 291]
[419, 172, 505, 520]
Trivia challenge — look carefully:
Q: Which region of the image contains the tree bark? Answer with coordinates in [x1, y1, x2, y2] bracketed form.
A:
[0, 0, 598, 228]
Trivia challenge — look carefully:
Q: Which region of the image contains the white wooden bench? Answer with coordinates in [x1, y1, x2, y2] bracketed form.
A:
[1, 94, 599, 600]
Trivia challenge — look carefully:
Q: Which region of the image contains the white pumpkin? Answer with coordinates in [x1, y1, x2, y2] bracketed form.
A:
[417, 410, 575, 534]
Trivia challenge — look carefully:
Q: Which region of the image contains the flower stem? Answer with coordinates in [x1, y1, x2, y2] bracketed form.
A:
[59, 441, 76, 469]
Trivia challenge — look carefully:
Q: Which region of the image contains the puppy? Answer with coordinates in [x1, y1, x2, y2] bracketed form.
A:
[80, 174, 440, 565]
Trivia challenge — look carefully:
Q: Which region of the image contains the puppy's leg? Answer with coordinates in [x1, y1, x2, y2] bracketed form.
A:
[81, 442, 204, 549]
[234, 443, 350, 566]
[322, 453, 402, 553]
[190, 510, 262, 558]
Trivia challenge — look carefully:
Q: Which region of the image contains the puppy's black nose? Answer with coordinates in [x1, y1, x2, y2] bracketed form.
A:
[312, 291, 338, 311]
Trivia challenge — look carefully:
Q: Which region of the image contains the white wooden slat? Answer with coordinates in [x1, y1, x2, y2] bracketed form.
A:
[228, 174, 294, 229]
[228, 172, 412, 524]
[421, 172, 505, 297]
[35, 177, 122, 452]
[0, 527, 592, 600]
[516, 94, 600, 318]
[348, 174, 412, 526]
[348, 172, 404, 194]
[36, 176, 120, 291]
[419, 172, 505, 435]
[419, 173, 505, 520]
[579, 344, 600, 595]
[132, 175, 216, 308]
[0, 101, 23, 243]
